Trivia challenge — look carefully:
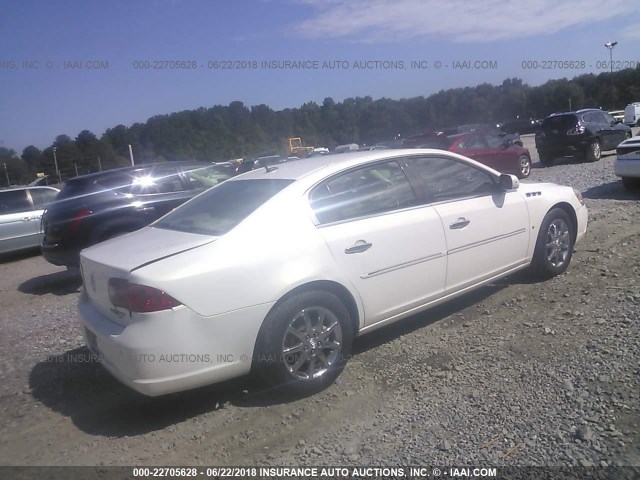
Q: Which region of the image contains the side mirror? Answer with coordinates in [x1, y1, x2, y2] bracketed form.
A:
[500, 174, 519, 191]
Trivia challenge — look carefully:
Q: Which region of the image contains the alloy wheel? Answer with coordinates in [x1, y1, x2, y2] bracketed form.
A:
[545, 219, 570, 268]
[282, 307, 343, 381]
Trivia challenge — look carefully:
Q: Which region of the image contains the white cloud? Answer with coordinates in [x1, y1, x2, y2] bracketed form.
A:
[292, 0, 638, 43]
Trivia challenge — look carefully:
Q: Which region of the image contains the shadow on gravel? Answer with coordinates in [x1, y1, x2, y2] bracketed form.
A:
[29, 346, 260, 437]
[0, 247, 41, 264]
[583, 180, 640, 200]
[18, 270, 82, 296]
[28, 273, 529, 437]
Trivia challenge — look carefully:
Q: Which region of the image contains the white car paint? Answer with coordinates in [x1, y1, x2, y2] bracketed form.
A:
[79, 149, 588, 396]
[614, 135, 640, 181]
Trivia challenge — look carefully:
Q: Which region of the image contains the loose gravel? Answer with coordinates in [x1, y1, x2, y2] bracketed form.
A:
[0, 132, 638, 469]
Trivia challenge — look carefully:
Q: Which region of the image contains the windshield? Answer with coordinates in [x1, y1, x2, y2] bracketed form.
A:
[154, 179, 293, 236]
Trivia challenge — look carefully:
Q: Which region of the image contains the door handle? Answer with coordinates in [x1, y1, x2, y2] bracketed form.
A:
[345, 241, 372, 254]
[449, 217, 470, 229]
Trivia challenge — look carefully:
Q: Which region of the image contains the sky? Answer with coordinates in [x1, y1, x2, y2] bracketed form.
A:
[1, 0, 639, 153]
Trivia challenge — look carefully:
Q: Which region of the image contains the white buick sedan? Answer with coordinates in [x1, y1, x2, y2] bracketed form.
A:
[79, 150, 588, 396]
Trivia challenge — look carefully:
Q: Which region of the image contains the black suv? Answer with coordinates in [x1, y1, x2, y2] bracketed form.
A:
[535, 109, 631, 166]
[41, 161, 236, 269]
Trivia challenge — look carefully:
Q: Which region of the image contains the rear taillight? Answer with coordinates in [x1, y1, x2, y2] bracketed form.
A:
[567, 125, 585, 135]
[70, 208, 93, 234]
[108, 278, 182, 313]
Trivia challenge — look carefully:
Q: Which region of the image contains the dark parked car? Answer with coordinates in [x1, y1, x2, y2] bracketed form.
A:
[41, 162, 235, 269]
[498, 119, 541, 135]
[0, 186, 59, 255]
[535, 109, 632, 166]
[418, 133, 532, 178]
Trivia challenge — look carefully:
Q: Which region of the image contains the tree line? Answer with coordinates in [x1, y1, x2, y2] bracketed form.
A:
[3, 66, 640, 186]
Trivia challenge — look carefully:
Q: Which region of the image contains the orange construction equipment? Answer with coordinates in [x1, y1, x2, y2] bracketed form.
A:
[288, 137, 314, 157]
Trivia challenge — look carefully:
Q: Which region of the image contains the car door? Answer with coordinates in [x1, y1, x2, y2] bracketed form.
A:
[309, 159, 447, 326]
[0, 189, 40, 253]
[405, 155, 530, 292]
[592, 112, 618, 150]
[601, 112, 627, 147]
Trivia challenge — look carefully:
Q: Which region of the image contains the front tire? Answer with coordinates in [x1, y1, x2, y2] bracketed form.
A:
[530, 208, 575, 279]
[585, 139, 601, 162]
[518, 155, 531, 178]
[254, 290, 354, 395]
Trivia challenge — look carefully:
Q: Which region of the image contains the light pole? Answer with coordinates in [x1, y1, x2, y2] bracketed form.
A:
[605, 41, 618, 109]
[3, 163, 9, 186]
[52, 146, 61, 183]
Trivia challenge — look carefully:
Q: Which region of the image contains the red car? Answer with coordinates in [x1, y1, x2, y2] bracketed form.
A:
[419, 133, 532, 179]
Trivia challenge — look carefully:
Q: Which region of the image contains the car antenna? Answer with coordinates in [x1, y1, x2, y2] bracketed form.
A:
[264, 165, 278, 173]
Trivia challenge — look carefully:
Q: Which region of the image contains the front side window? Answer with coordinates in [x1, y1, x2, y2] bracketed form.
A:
[0, 190, 32, 214]
[407, 156, 496, 203]
[485, 135, 505, 149]
[155, 179, 293, 236]
[310, 161, 417, 225]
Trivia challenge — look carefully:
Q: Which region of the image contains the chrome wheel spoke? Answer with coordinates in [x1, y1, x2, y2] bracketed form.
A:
[286, 326, 306, 341]
[291, 351, 309, 373]
[317, 350, 330, 368]
[307, 355, 316, 378]
[283, 343, 304, 355]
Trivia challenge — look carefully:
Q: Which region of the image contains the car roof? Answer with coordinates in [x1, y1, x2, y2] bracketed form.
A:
[0, 186, 59, 193]
[232, 148, 465, 182]
[64, 161, 211, 183]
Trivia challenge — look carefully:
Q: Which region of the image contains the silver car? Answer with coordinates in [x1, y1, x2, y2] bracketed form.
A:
[0, 186, 59, 254]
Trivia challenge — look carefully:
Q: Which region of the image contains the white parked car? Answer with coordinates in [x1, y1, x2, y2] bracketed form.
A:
[78, 150, 588, 396]
[614, 135, 640, 190]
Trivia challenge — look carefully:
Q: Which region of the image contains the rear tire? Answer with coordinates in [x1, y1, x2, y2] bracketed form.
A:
[585, 139, 601, 162]
[254, 290, 354, 396]
[621, 177, 640, 191]
[530, 208, 575, 279]
[539, 152, 554, 167]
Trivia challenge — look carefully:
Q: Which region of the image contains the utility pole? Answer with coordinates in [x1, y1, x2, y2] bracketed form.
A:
[3, 163, 9, 186]
[74, 162, 79, 176]
[605, 41, 618, 109]
[128, 144, 135, 166]
[52, 147, 61, 183]
[97, 156, 102, 172]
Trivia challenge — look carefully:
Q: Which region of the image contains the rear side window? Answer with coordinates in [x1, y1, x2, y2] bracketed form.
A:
[310, 161, 417, 224]
[407, 156, 496, 203]
[182, 164, 235, 190]
[29, 188, 58, 208]
[155, 179, 293, 236]
[0, 190, 33, 214]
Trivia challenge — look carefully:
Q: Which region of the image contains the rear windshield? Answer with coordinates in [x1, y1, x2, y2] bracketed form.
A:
[57, 172, 135, 200]
[154, 179, 293, 236]
[541, 115, 578, 129]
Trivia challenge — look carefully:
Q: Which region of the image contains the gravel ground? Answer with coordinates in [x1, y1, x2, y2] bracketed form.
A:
[0, 132, 638, 469]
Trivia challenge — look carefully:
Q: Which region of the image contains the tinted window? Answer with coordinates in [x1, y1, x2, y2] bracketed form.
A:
[0, 190, 32, 214]
[542, 115, 578, 130]
[30, 188, 58, 208]
[407, 156, 496, 203]
[58, 172, 138, 200]
[485, 135, 505, 149]
[182, 164, 235, 190]
[310, 161, 417, 224]
[601, 112, 615, 124]
[155, 179, 293, 236]
[457, 135, 488, 150]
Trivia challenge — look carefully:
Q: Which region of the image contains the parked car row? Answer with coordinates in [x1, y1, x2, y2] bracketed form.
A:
[40, 162, 237, 268]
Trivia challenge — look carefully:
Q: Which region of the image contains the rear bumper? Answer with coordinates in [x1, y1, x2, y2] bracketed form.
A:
[536, 137, 591, 156]
[78, 291, 273, 396]
[614, 159, 640, 178]
[41, 241, 80, 268]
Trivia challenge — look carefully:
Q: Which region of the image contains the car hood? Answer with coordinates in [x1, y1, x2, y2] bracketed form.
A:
[80, 226, 217, 273]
